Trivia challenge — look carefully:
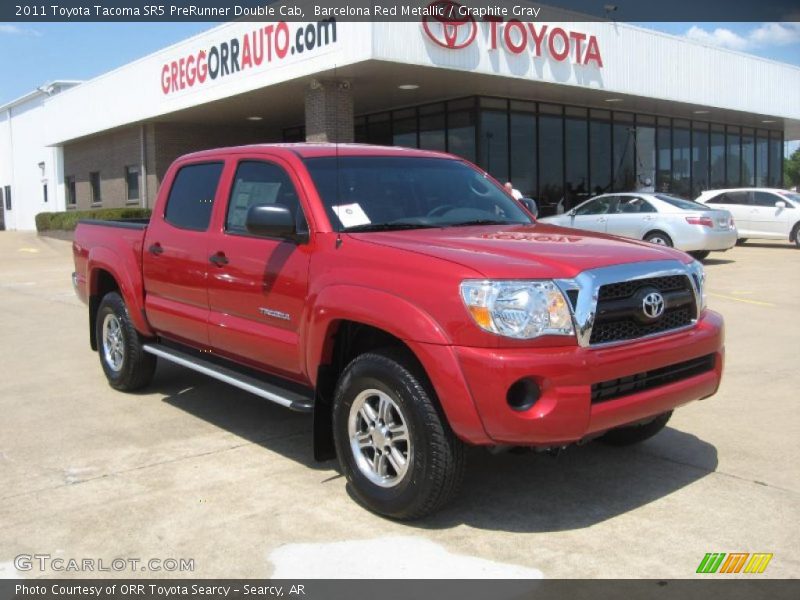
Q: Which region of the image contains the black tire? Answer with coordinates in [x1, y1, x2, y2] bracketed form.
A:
[95, 292, 157, 391]
[736, 238, 748, 246]
[688, 250, 710, 261]
[332, 349, 465, 520]
[598, 411, 673, 447]
[791, 224, 800, 248]
[644, 231, 673, 247]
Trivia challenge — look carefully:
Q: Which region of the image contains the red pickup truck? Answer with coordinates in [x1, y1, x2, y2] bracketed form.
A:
[73, 144, 724, 519]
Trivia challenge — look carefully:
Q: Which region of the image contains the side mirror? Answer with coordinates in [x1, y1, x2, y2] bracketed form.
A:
[568, 209, 577, 217]
[245, 205, 305, 242]
[519, 197, 538, 218]
[775, 200, 787, 209]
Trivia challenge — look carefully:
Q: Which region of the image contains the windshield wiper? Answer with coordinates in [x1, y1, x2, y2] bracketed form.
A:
[343, 222, 438, 233]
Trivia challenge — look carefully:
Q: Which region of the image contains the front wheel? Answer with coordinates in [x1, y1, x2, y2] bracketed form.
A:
[688, 250, 710, 261]
[332, 350, 465, 520]
[95, 292, 156, 391]
[644, 231, 673, 247]
[792, 225, 800, 248]
[598, 411, 673, 446]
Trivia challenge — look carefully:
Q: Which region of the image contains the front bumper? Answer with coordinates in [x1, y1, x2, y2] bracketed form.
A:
[444, 310, 724, 446]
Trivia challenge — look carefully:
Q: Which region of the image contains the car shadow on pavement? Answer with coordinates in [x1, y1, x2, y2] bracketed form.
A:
[149, 361, 323, 470]
[414, 427, 718, 533]
[702, 258, 735, 266]
[149, 362, 718, 532]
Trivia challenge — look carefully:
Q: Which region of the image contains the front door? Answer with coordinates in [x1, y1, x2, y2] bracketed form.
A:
[750, 191, 792, 238]
[206, 158, 312, 381]
[568, 196, 616, 233]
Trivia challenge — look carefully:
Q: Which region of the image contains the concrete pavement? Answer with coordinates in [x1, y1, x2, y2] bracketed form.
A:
[0, 231, 797, 579]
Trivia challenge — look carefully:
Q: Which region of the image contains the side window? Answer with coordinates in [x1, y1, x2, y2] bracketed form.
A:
[617, 196, 656, 214]
[576, 197, 616, 215]
[164, 162, 224, 231]
[728, 191, 751, 205]
[226, 161, 305, 235]
[752, 191, 781, 207]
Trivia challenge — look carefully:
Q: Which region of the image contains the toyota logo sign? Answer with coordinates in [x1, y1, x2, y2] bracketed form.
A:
[422, 1, 477, 50]
[642, 292, 666, 320]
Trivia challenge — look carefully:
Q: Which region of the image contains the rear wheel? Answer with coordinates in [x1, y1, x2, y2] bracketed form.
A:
[332, 350, 465, 520]
[688, 250, 710, 261]
[644, 231, 673, 247]
[598, 411, 673, 446]
[95, 292, 156, 391]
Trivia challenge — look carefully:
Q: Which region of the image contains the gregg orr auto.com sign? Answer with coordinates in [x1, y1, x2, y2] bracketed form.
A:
[160, 18, 337, 95]
[422, 1, 603, 67]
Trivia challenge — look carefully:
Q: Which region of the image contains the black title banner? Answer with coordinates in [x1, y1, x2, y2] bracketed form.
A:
[3, 0, 800, 22]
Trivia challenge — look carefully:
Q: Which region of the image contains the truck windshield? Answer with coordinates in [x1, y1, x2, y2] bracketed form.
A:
[304, 156, 532, 231]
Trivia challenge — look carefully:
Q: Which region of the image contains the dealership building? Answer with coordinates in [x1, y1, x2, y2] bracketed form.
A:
[1, 16, 799, 230]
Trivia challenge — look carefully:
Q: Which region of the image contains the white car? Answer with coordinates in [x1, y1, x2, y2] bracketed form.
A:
[695, 188, 800, 248]
[540, 192, 737, 260]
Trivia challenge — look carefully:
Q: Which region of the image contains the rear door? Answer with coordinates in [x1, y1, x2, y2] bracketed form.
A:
[206, 156, 313, 380]
[566, 197, 616, 233]
[750, 191, 792, 237]
[142, 160, 224, 347]
[607, 196, 657, 240]
[705, 191, 751, 234]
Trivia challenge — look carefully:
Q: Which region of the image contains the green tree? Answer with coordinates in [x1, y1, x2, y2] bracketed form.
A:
[785, 147, 800, 188]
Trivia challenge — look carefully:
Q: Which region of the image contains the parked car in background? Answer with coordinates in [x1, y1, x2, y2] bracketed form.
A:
[695, 188, 800, 248]
[539, 193, 737, 260]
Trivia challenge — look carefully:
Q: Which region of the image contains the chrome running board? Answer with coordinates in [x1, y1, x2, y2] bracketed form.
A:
[143, 343, 313, 413]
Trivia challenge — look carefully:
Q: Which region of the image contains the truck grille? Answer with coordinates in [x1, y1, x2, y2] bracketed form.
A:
[591, 354, 715, 404]
[589, 275, 696, 345]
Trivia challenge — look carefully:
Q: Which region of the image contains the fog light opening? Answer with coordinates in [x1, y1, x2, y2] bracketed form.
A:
[507, 378, 541, 412]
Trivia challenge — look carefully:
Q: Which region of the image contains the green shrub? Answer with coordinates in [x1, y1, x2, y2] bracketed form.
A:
[35, 207, 152, 232]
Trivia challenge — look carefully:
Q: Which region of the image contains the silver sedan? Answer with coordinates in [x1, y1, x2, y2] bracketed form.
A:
[539, 192, 737, 260]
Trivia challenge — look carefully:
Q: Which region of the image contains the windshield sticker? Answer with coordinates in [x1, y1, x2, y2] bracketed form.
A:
[332, 203, 371, 228]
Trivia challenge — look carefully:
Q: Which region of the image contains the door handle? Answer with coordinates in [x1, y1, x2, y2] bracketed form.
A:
[209, 252, 229, 267]
[148, 243, 163, 255]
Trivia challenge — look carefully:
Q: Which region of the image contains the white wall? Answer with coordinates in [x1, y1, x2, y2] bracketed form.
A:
[372, 20, 800, 123]
[0, 97, 67, 231]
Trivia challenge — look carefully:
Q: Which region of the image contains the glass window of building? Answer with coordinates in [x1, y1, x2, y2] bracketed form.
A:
[125, 165, 140, 202]
[710, 125, 726, 188]
[90, 171, 102, 205]
[447, 110, 476, 163]
[726, 126, 741, 187]
[691, 122, 710, 197]
[65, 176, 76, 206]
[590, 118, 611, 196]
[419, 113, 446, 151]
[756, 131, 769, 186]
[741, 128, 755, 187]
[768, 131, 782, 187]
[672, 122, 691, 198]
[509, 111, 537, 199]
[392, 109, 417, 149]
[613, 120, 635, 192]
[479, 110, 509, 184]
[367, 113, 391, 146]
[656, 123, 671, 192]
[635, 118, 656, 192]
[565, 115, 589, 209]
[538, 112, 564, 214]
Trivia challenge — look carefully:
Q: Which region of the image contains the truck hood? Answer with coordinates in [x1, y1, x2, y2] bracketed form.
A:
[350, 223, 691, 279]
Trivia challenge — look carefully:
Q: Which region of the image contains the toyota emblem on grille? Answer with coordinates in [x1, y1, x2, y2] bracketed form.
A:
[642, 292, 665, 319]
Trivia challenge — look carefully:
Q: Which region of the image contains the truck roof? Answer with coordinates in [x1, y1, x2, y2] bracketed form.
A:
[180, 143, 454, 161]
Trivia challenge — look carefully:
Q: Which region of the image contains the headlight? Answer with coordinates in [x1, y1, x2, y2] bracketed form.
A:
[688, 260, 707, 312]
[460, 280, 575, 339]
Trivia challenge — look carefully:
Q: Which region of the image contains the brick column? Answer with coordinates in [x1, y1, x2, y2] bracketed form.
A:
[305, 79, 354, 143]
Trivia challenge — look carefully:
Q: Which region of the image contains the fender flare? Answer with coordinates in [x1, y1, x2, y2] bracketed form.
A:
[87, 247, 154, 337]
[305, 285, 451, 379]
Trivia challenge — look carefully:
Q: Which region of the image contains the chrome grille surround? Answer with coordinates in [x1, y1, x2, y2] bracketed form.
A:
[554, 260, 704, 348]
